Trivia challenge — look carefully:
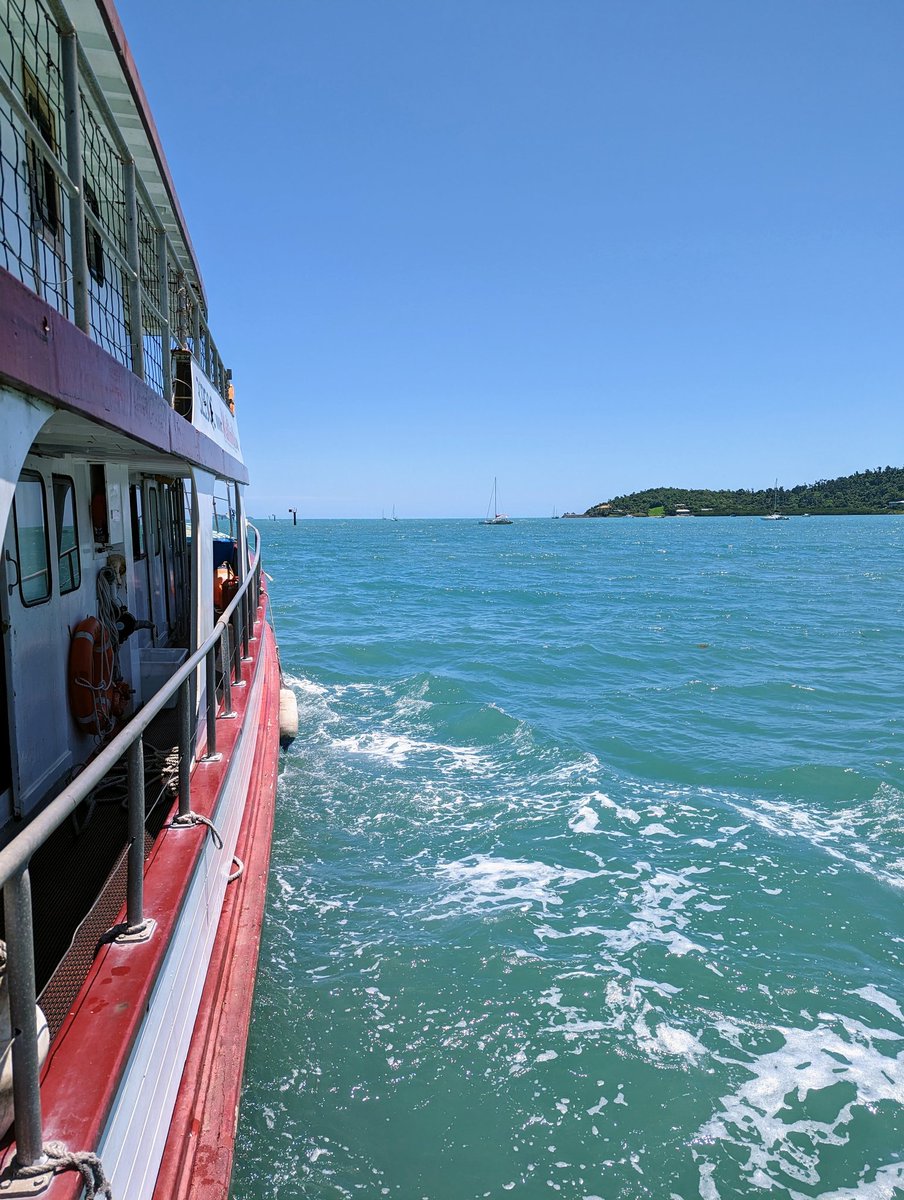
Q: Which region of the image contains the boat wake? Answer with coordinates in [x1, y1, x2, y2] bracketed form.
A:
[264, 667, 904, 1199]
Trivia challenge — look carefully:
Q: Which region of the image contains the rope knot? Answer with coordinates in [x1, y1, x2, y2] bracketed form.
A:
[14, 1142, 113, 1199]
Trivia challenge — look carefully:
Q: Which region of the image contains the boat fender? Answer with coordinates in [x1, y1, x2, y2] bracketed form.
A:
[279, 687, 298, 748]
[0, 941, 50, 1139]
[68, 617, 115, 735]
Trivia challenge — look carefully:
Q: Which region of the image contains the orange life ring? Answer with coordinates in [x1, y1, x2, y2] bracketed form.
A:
[68, 617, 115, 734]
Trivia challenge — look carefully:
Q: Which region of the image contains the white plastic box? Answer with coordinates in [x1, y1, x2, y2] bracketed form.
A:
[139, 646, 188, 708]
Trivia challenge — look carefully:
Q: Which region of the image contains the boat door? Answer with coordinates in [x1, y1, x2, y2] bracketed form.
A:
[144, 481, 168, 641]
[1, 469, 70, 817]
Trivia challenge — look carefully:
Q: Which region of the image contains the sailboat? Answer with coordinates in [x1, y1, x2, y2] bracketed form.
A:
[480, 478, 513, 525]
[762, 479, 790, 520]
[392, 505, 399, 521]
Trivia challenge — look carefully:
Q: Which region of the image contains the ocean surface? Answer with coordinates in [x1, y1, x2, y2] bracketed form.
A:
[231, 516, 904, 1200]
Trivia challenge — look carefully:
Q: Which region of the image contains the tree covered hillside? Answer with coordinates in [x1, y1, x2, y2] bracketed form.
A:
[584, 467, 904, 517]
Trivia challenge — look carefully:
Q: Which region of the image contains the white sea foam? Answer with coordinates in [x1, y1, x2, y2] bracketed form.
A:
[569, 804, 600, 834]
[533, 864, 710, 961]
[728, 788, 904, 891]
[283, 673, 328, 696]
[694, 1015, 904, 1196]
[331, 730, 489, 774]
[431, 855, 601, 915]
[640, 823, 678, 838]
[617, 868, 708, 958]
[807, 1160, 904, 1199]
[547, 754, 601, 783]
[850, 985, 904, 1026]
[594, 792, 641, 825]
[538, 976, 707, 1068]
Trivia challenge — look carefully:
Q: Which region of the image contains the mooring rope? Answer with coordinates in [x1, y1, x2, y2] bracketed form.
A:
[169, 811, 224, 849]
[14, 1142, 113, 1199]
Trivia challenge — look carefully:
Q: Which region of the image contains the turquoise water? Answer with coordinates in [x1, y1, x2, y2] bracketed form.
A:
[232, 517, 904, 1200]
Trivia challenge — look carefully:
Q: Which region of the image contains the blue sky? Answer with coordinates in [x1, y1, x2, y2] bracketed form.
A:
[119, 0, 904, 518]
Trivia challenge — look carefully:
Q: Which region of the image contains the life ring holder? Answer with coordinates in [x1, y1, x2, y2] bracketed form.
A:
[68, 617, 115, 736]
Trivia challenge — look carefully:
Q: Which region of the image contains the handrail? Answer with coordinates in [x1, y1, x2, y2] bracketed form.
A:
[0, 523, 262, 892]
[0, 518, 265, 1171]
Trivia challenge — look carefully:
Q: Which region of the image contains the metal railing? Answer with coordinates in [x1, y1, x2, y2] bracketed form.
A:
[0, 0, 229, 403]
[0, 523, 263, 1171]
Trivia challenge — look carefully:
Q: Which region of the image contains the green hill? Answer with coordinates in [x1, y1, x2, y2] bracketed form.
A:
[583, 467, 904, 517]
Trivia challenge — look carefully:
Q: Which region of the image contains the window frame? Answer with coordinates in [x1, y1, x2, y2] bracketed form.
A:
[23, 65, 61, 239]
[52, 474, 81, 595]
[12, 471, 52, 608]
[148, 486, 161, 557]
[130, 483, 146, 561]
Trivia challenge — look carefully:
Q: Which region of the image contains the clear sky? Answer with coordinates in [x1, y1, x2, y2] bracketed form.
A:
[118, 0, 904, 518]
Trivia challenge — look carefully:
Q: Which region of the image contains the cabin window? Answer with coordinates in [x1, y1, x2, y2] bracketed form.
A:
[84, 182, 104, 286]
[52, 475, 81, 595]
[148, 488, 161, 557]
[130, 484, 145, 560]
[89, 464, 109, 543]
[13, 473, 51, 606]
[23, 67, 61, 238]
[212, 479, 234, 539]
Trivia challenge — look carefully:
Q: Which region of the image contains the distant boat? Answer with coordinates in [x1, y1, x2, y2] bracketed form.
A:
[481, 478, 513, 525]
[762, 479, 790, 520]
[552, 506, 559, 519]
[392, 505, 399, 521]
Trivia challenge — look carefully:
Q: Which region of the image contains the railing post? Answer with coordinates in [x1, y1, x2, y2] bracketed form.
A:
[242, 591, 251, 659]
[220, 623, 235, 716]
[157, 228, 172, 402]
[176, 269, 188, 349]
[3, 869, 44, 1167]
[126, 736, 145, 931]
[177, 677, 191, 816]
[235, 487, 250, 658]
[203, 642, 219, 760]
[191, 291, 201, 364]
[60, 30, 89, 333]
[232, 608, 243, 688]
[124, 159, 145, 380]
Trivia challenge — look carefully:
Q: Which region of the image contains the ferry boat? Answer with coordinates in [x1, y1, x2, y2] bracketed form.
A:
[0, 1, 287, 1195]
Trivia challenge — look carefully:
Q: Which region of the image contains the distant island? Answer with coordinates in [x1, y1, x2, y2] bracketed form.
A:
[565, 466, 904, 518]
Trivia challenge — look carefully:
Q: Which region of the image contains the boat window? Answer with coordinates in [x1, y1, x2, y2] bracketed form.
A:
[130, 484, 145, 560]
[52, 475, 80, 594]
[89, 464, 109, 543]
[212, 479, 234, 539]
[13, 473, 51, 606]
[23, 66, 60, 238]
[148, 487, 161, 557]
